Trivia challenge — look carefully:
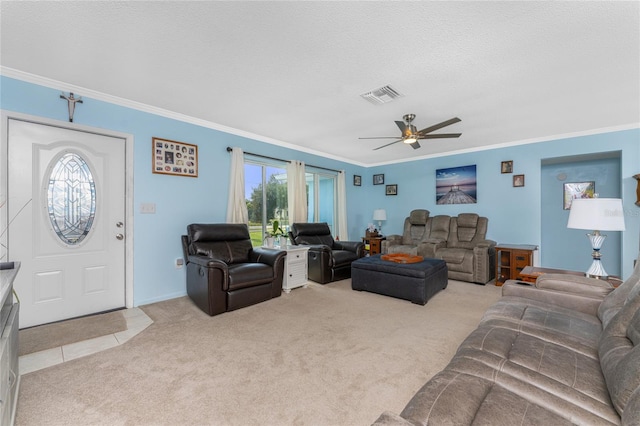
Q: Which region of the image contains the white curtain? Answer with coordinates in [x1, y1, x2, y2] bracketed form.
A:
[336, 170, 348, 240]
[287, 160, 307, 224]
[226, 147, 249, 224]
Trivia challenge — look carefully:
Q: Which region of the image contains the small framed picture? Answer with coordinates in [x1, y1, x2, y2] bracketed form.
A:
[513, 174, 525, 187]
[373, 174, 384, 185]
[385, 184, 397, 196]
[353, 175, 361, 186]
[563, 181, 595, 210]
[501, 160, 513, 174]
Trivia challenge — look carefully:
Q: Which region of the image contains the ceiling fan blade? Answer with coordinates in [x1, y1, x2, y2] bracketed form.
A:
[410, 141, 421, 149]
[373, 139, 402, 150]
[395, 121, 407, 133]
[358, 136, 403, 140]
[417, 117, 461, 135]
[419, 133, 462, 139]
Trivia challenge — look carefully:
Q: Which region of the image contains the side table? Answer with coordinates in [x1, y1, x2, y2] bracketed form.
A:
[281, 245, 310, 293]
[495, 244, 538, 286]
[362, 236, 385, 256]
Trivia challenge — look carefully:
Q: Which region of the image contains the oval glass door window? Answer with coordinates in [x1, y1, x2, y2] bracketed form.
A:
[47, 152, 97, 245]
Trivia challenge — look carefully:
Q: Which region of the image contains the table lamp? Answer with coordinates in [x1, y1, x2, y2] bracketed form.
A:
[372, 209, 387, 235]
[567, 197, 625, 278]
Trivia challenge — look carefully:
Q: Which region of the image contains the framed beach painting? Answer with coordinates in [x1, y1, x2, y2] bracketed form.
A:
[436, 165, 477, 204]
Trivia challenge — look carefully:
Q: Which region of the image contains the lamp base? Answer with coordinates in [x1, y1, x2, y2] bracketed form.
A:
[585, 259, 608, 279]
[585, 232, 608, 279]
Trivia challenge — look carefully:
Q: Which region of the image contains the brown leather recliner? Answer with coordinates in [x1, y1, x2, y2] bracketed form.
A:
[181, 223, 286, 316]
[289, 222, 364, 284]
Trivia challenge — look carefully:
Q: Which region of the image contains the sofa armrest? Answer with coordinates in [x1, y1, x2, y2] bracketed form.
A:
[472, 244, 496, 284]
[501, 274, 613, 316]
[476, 239, 497, 248]
[250, 247, 287, 267]
[418, 239, 446, 258]
[300, 243, 333, 255]
[381, 235, 402, 254]
[187, 255, 228, 270]
[384, 234, 402, 244]
[186, 255, 229, 291]
[535, 273, 614, 298]
[334, 240, 364, 256]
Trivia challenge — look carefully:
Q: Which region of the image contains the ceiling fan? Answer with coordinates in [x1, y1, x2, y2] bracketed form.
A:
[360, 114, 462, 150]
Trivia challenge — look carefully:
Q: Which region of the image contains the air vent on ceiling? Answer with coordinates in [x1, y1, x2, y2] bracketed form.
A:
[360, 85, 404, 105]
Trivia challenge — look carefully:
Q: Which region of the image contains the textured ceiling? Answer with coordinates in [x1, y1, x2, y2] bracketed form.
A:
[1, 1, 639, 166]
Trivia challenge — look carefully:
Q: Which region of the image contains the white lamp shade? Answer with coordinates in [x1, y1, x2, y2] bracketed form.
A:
[373, 209, 387, 221]
[567, 198, 625, 231]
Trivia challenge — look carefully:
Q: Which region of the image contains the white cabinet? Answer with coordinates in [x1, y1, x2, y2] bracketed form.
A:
[0, 263, 20, 426]
[282, 246, 309, 293]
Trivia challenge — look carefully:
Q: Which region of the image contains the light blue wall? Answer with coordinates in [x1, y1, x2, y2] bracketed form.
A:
[0, 76, 367, 305]
[2, 75, 639, 306]
[359, 131, 639, 278]
[541, 156, 622, 275]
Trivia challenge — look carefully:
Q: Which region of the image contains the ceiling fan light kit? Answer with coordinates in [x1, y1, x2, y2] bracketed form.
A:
[360, 114, 462, 151]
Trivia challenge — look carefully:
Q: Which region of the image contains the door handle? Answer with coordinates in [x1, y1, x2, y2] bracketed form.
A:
[116, 233, 124, 240]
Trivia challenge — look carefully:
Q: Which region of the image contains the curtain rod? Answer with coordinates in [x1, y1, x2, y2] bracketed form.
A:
[226, 147, 341, 174]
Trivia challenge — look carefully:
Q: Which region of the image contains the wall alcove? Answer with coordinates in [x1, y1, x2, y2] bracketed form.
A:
[540, 151, 622, 276]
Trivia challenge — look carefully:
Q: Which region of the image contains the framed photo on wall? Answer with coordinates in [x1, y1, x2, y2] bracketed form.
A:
[353, 175, 361, 186]
[373, 174, 384, 185]
[513, 174, 525, 187]
[152, 137, 198, 178]
[501, 161, 513, 174]
[563, 181, 595, 210]
[385, 184, 397, 196]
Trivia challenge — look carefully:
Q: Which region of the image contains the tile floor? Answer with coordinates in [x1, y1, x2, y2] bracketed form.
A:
[19, 307, 153, 375]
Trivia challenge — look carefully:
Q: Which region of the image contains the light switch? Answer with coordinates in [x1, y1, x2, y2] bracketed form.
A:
[140, 203, 156, 214]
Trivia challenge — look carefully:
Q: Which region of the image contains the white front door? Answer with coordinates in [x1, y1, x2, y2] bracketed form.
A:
[7, 118, 126, 328]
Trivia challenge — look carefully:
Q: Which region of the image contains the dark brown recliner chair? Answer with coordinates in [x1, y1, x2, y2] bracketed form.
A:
[181, 223, 286, 316]
[289, 222, 364, 284]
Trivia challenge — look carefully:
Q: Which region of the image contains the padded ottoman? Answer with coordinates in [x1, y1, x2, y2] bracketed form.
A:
[351, 255, 448, 305]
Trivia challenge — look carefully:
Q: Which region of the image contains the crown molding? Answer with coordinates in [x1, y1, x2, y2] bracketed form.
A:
[370, 123, 640, 167]
[3, 67, 638, 169]
[0, 67, 363, 167]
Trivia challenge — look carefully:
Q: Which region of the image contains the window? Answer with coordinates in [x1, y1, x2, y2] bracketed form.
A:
[47, 152, 96, 245]
[306, 171, 336, 233]
[245, 161, 288, 246]
[244, 160, 338, 245]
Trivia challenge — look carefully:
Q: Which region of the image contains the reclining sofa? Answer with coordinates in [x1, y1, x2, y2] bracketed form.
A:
[382, 210, 496, 284]
[374, 257, 640, 425]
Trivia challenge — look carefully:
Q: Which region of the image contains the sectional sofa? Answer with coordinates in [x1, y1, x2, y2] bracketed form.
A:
[374, 258, 640, 425]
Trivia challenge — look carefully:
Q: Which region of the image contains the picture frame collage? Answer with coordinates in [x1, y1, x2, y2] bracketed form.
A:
[152, 137, 198, 178]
